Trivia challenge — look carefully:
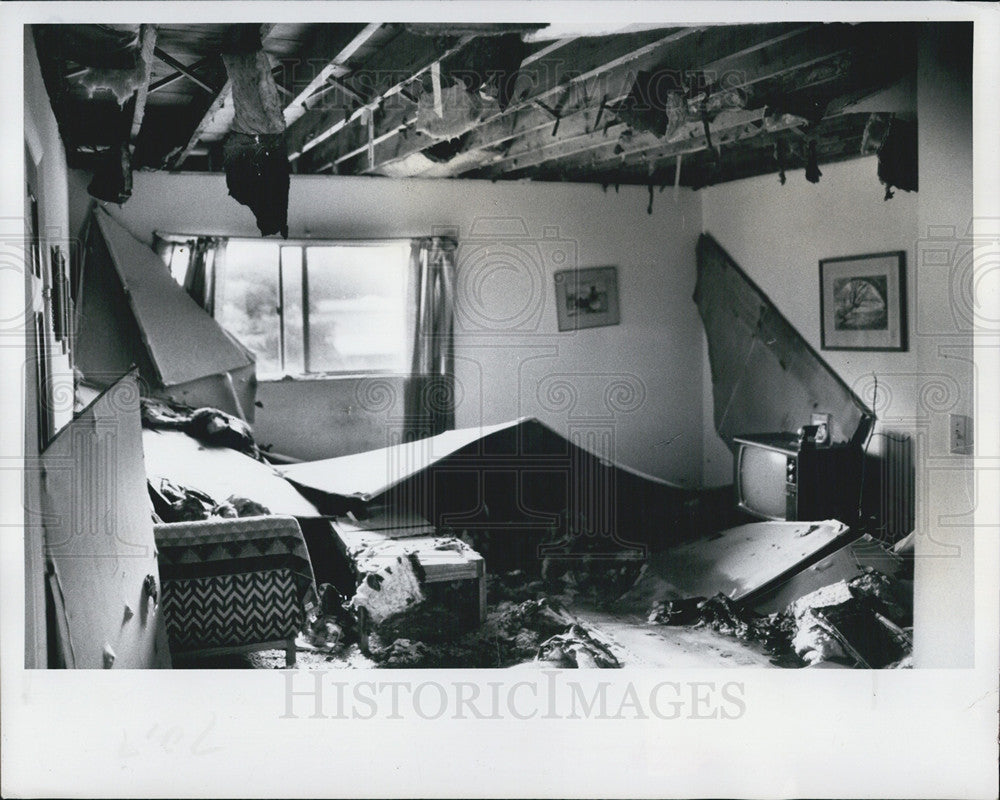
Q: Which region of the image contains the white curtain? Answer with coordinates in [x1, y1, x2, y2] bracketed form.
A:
[404, 236, 456, 441]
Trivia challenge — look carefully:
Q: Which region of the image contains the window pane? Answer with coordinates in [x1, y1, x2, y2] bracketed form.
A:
[305, 244, 411, 373]
[167, 243, 191, 285]
[279, 246, 304, 376]
[216, 241, 281, 377]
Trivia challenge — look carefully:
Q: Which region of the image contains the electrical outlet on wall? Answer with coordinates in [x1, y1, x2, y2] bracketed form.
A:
[949, 413, 973, 455]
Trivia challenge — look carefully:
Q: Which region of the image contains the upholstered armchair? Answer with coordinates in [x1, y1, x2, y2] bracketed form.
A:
[153, 515, 318, 666]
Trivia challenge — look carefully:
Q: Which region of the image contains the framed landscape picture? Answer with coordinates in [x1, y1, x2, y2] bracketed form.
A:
[820, 251, 907, 351]
[554, 266, 620, 331]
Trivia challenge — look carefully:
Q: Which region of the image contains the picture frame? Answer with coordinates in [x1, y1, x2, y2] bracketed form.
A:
[554, 266, 620, 331]
[819, 251, 907, 351]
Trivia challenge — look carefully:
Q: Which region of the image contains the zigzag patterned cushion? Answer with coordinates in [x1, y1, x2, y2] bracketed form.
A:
[162, 568, 302, 649]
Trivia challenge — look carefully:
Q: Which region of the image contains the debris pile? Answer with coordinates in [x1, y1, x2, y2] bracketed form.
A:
[647, 567, 912, 668]
[141, 398, 262, 460]
[365, 586, 621, 669]
[537, 624, 620, 668]
[300, 583, 353, 652]
[788, 569, 912, 667]
[154, 477, 271, 523]
[349, 551, 426, 627]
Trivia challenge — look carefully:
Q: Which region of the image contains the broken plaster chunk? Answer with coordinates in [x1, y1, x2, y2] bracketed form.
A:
[788, 580, 854, 620]
[792, 623, 847, 664]
[351, 552, 425, 626]
[102, 643, 116, 669]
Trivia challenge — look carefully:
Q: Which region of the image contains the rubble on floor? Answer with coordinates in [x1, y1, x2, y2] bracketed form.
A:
[788, 570, 912, 667]
[646, 567, 912, 668]
[536, 624, 620, 668]
[366, 592, 620, 669]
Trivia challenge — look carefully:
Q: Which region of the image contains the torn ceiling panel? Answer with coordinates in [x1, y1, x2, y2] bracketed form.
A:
[34, 22, 919, 188]
[695, 233, 874, 448]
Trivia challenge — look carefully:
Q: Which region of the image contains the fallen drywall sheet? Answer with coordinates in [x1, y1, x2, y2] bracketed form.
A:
[620, 519, 853, 606]
[79, 208, 256, 418]
[142, 428, 323, 518]
[695, 233, 874, 447]
[282, 417, 683, 501]
[280, 417, 700, 554]
[40, 371, 172, 668]
[280, 419, 536, 501]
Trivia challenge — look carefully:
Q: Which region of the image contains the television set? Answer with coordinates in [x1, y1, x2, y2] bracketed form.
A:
[734, 433, 862, 524]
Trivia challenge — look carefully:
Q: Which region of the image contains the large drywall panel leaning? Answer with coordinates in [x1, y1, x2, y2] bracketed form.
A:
[695, 233, 874, 447]
[75, 207, 256, 419]
[40, 371, 171, 668]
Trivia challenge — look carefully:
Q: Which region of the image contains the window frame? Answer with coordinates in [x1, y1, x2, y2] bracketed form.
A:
[213, 236, 414, 381]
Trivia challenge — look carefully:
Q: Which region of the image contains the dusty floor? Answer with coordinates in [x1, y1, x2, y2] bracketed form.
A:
[179, 605, 777, 670]
[568, 607, 776, 668]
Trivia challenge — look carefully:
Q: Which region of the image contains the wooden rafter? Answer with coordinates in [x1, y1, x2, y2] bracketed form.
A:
[128, 25, 158, 148]
[281, 22, 382, 123]
[327, 23, 828, 177]
[285, 29, 476, 161]
[472, 29, 855, 179]
[310, 26, 702, 174]
[512, 111, 808, 181]
[433, 23, 833, 179]
[36, 21, 916, 188]
[149, 54, 215, 94]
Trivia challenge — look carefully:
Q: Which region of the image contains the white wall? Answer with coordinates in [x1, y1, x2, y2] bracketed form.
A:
[22, 27, 72, 668]
[99, 173, 705, 484]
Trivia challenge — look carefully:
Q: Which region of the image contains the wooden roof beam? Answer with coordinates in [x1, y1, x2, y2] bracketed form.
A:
[128, 25, 158, 149]
[532, 112, 808, 180]
[285, 29, 476, 161]
[152, 47, 215, 94]
[281, 22, 382, 124]
[332, 23, 824, 178]
[148, 54, 215, 94]
[470, 28, 854, 179]
[312, 26, 702, 174]
[440, 23, 829, 178]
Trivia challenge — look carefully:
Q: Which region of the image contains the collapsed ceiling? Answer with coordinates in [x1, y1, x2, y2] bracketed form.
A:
[32, 21, 918, 191]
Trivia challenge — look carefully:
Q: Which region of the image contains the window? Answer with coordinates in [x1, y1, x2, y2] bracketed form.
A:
[214, 239, 413, 378]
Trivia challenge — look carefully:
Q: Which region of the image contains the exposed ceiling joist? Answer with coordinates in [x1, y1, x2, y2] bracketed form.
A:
[286, 29, 476, 161]
[516, 111, 807, 182]
[128, 25, 158, 146]
[473, 31, 853, 179]
[281, 22, 382, 126]
[314, 26, 702, 175]
[472, 24, 838, 176]
[343, 23, 823, 179]
[34, 22, 919, 189]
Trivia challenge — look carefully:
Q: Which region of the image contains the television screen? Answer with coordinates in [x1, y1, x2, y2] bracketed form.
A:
[738, 443, 789, 520]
